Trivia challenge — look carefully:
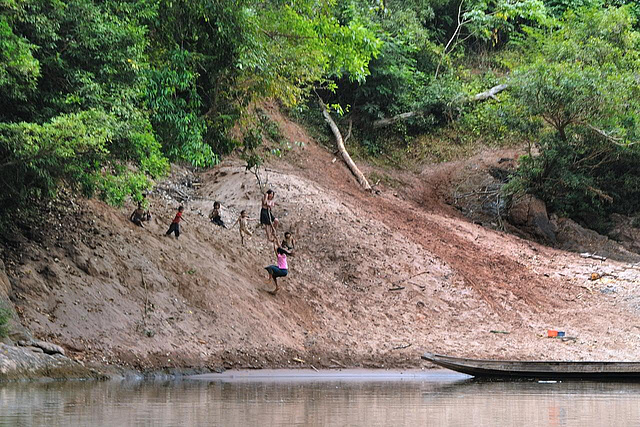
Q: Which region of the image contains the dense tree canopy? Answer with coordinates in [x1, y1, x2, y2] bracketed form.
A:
[1, 0, 639, 233]
[0, 0, 382, 213]
[507, 5, 640, 231]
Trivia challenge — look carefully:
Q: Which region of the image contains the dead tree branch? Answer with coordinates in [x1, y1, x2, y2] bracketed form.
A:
[317, 95, 372, 192]
[373, 84, 509, 128]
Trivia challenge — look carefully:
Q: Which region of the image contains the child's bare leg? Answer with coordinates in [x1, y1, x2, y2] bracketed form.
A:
[270, 277, 279, 294]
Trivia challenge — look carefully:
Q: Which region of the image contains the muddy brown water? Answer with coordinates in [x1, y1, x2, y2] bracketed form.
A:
[2, 369, 640, 426]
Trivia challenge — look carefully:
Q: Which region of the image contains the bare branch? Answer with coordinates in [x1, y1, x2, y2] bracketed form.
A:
[373, 84, 508, 128]
[582, 122, 638, 146]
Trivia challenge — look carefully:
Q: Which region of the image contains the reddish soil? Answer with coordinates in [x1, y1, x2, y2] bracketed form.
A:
[4, 109, 640, 373]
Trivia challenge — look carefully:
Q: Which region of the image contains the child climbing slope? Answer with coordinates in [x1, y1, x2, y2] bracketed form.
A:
[265, 242, 292, 295]
[260, 189, 279, 242]
[232, 210, 253, 245]
[165, 206, 186, 239]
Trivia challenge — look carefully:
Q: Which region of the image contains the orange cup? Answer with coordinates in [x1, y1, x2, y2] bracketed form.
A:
[547, 329, 558, 337]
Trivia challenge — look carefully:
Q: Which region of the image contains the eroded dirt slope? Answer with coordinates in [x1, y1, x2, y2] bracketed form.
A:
[4, 112, 640, 371]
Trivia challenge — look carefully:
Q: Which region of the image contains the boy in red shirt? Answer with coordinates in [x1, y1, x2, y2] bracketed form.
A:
[165, 206, 185, 239]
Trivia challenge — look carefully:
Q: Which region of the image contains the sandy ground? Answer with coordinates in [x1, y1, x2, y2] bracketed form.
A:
[4, 108, 640, 373]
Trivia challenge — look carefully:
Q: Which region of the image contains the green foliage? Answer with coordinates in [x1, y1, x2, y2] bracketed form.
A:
[463, 0, 548, 44]
[458, 91, 536, 145]
[146, 49, 217, 168]
[0, 15, 39, 103]
[352, 1, 441, 122]
[507, 5, 640, 231]
[257, 109, 285, 144]
[544, 0, 640, 24]
[0, 303, 10, 338]
[0, 0, 167, 216]
[0, 110, 166, 208]
[241, 127, 265, 172]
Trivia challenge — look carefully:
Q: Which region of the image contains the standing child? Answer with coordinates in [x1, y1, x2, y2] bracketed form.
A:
[209, 201, 226, 228]
[165, 206, 185, 239]
[264, 243, 292, 295]
[232, 210, 253, 245]
[260, 190, 279, 242]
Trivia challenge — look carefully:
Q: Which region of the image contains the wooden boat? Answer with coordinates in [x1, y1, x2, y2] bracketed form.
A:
[422, 352, 640, 380]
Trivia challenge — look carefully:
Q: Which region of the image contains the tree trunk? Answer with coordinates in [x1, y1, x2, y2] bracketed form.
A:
[373, 83, 509, 129]
[318, 97, 372, 192]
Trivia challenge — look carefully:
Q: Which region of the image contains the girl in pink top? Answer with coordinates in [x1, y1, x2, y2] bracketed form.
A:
[265, 243, 292, 295]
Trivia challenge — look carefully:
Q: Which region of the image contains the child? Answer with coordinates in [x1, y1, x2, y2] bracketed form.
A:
[260, 190, 279, 242]
[265, 243, 292, 295]
[165, 206, 185, 239]
[142, 193, 152, 221]
[130, 202, 145, 228]
[281, 231, 295, 252]
[209, 201, 226, 228]
[232, 210, 253, 245]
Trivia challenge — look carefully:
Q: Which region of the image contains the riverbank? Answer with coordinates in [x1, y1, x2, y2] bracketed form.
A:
[3, 109, 640, 381]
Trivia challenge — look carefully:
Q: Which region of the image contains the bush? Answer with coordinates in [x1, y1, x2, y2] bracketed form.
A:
[504, 5, 640, 231]
[0, 303, 10, 338]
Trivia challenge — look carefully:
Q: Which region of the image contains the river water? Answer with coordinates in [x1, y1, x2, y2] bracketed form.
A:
[2, 369, 640, 426]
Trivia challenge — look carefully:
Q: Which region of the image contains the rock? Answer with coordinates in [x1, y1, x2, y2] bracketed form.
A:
[608, 214, 640, 252]
[507, 195, 530, 226]
[0, 343, 100, 381]
[75, 255, 100, 277]
[507, 194, 556, 242]
[34, 340, 66, 356]
[9, 327, 33, 344]
[0, 259, 10, 300]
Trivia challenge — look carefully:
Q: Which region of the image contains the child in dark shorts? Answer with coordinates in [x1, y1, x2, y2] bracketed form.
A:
[165, 206, 185, 238]
[260, 189, 279, 242]
[281, 231, 295, 251]
[209, 201, 226, 228]
[265, 243, 292, 295]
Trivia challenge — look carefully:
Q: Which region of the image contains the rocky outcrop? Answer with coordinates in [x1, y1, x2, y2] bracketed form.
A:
[608, 214, 640, 253]
[553, 216, 640, 263]
[16, 339, 66, 356]
[507, 194, 556, 242]
[1, 257, 97, 381]
[0, 343, 101, 381]
[0, 259, 10, 301]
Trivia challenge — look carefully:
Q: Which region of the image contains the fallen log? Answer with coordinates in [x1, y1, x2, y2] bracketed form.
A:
[373, 83, 509, 129]
[472, 83, 509, 101]
[372, 111, 423, 129]
[318, 96, 372, 192]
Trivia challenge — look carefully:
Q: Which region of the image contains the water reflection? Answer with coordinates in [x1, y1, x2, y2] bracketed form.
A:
[1, 370, 640, 426]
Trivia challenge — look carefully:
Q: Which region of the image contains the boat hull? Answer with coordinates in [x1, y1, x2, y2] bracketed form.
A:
[421, 352, 640, 380]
